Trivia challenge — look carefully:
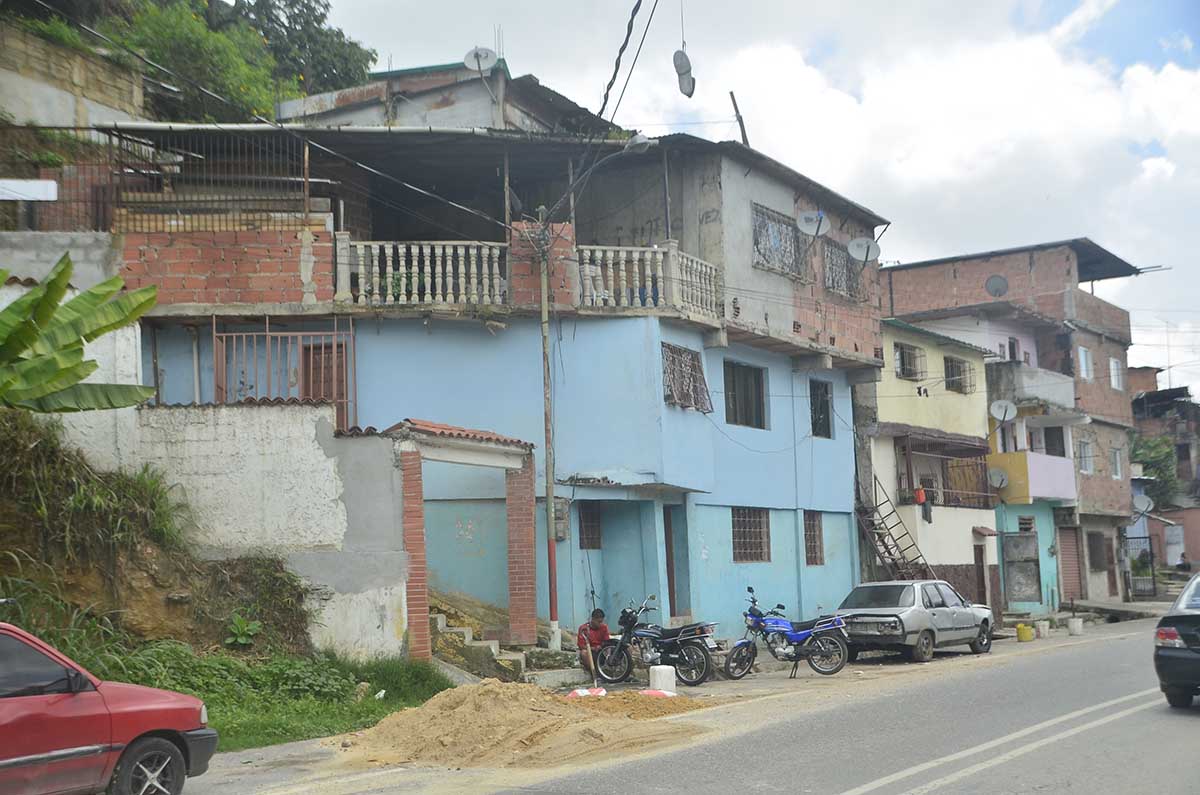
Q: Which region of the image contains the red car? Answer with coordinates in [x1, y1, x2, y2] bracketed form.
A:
[0, 622, 217, 795]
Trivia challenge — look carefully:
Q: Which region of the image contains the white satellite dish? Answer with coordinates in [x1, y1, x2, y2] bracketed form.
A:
[847, 237, 881, 264]
[797, 211, 831, 238]
[464, 46, 499, 74]
[1132, 494, 1154, 515]
[989, 399, 1017, 423]
[987, 468, 1010, 489]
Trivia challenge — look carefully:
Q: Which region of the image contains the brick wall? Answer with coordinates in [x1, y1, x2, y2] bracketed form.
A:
[1072, 327, 1133, 425]
[507, 221, 579, 308]
[121, 230, 334, 304]
[1075, 421, 1133, 516]
[0, 22, 143, 123]
[1072, 289, 1131, 343]
[400, 450, 432, 660]
[1128, 367, 1161, 394]
[888, 246, 1078, 317]
[505, 457, 537, 646]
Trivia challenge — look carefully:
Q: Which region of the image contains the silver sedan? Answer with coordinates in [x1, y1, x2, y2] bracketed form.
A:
[834, 580, 993, 662]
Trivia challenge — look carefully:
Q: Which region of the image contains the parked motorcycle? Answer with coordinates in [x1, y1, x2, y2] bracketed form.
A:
[595, 594, 719, 687]
[724, 586, 850, 679]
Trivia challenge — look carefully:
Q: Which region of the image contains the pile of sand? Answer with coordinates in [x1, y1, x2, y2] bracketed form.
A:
[562, 690, 712, 720]
[336, 679, 702, 769]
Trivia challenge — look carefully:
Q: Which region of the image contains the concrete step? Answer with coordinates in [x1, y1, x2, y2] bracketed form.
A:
[524, 667, 592, 689]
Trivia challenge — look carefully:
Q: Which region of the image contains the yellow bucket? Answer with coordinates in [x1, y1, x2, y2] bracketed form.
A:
[1016, 624, 1035, 642]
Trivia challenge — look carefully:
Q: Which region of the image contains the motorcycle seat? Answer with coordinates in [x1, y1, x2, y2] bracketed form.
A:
[790, 618, 819, 632]
[656, 626, 683, 640]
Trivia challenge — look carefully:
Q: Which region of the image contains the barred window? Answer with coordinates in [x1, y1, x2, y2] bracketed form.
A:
[810, 379, 833, 439]
[823, 240, 859, 297]
[804, 510, 824, 565]
[1018, 516, 1036, 533]
[894, 342, 926, 381]
[662, 343, 713, 413]
[943, 356, 975, 394]
[724, 360, 767, 429]
[579, 502, 602, 550]
[732, 508, 771, 563]
[752, 203, 807, 277]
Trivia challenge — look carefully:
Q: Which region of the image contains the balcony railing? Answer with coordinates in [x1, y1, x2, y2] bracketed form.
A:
[987, 361, 1076, 409]
[577, 240, 723, 322]
[335, 238, 507, 306]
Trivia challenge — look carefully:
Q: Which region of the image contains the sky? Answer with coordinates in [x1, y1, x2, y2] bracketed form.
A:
[327, 0, 1200, 393]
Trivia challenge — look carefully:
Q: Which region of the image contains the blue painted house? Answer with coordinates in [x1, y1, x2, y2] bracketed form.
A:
[128, 67, 889, 643]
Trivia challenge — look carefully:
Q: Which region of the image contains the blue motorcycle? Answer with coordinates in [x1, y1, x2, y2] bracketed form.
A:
[724, 586, 850, 679]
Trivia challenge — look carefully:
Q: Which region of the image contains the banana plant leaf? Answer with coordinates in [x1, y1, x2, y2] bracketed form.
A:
[10, 383, 156, 413]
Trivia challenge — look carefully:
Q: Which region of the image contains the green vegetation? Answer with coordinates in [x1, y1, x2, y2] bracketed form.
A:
[224, 611, 263, 647]
[1132, 433, 1180, 510]
[15, 13, 93, 54]
[0, 254, 156, 414]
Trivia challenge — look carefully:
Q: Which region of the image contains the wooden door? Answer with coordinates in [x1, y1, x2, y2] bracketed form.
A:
[973, 545, 987, 604]
[301, 342, 346, 429]
[1105, 540, 1120, 597]
[1058, 527, 1084, 601]
[663, 507, 677, 619]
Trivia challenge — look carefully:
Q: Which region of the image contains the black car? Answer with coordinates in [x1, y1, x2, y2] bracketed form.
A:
[1154, 572, 1200, 708]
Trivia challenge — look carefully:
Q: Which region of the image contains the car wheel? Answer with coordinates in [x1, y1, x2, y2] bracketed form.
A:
[1165, 688, 1194, 709]
[906, 630, 935, 663]
[108, 736, 186, 795]
[969, 622, 992, 654]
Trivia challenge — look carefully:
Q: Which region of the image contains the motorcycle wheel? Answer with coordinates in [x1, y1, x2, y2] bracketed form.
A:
[594, 642, 633, 683]
[806, 634, 848, 676]
[724, 643, 756, 680]
[674, 642, 712, 686]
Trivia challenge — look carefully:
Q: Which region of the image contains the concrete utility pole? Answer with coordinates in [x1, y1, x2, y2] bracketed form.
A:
[536, 205, 561, 650]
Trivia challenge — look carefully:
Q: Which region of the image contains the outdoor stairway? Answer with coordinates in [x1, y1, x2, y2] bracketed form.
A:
[856, 476, 936, 580]
[430, 612, 527, 681]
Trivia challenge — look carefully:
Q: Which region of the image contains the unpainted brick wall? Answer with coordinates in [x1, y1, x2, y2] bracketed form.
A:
[504, 457, 538, 646]
[507, 221, 579, 308]
[1071, 327, 1133, 425]
[1075, 421, 1133, 516]
[121, 231, 334, 304]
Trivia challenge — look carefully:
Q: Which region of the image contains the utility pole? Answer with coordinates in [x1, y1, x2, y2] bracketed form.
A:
[536, 205, 561, 650]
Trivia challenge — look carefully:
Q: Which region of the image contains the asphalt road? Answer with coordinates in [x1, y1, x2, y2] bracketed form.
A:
[191, 618, 1199, 795]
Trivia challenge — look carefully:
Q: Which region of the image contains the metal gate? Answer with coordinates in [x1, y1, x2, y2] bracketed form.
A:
[1058, 527, 1085, 601]
[1002, 532, 1043, 604]
[1122, 536, 1157, 597]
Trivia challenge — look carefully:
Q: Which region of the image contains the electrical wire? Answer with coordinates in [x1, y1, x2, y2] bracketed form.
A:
[610, 0, 661, 124]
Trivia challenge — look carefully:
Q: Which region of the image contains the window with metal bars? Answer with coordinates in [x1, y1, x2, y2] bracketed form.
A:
[731, 507, 770, 562]
[823, 240, 860, 298]
[1018, 516, 1036, 533]
[893, 342, 926, 381]
[578, 502, 602, 550]
[662, 343, 713, 413]
[943, 356, 975, 394]
[751, 203, 808, 278]
[810, 379, 833, 439]
[804, 510, 824, 565]
[724, 360, 766, 429]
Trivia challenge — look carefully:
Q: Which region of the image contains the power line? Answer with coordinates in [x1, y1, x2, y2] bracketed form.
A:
[610, 0, 661, 124]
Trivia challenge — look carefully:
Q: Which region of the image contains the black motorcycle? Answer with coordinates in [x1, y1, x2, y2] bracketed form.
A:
[594, 594, 719, 687]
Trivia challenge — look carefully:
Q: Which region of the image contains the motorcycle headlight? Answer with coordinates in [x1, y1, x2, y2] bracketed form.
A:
[745, 616, 754, 625]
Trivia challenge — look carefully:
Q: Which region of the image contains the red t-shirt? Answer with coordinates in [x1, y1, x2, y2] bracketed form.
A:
[577, 622, 610, 651]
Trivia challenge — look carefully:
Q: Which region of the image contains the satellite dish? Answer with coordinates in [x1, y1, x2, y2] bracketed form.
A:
[847, 237, 881, 264]
[674, 50, 695, 98]
[989, 399, 1017, 422]
[1133, 494, 1154, 515]
[797, 211, 831, 237]
[464, 46, 499, 73]
[987, 468, 1010, 489]
[985, 274, 1009, 298]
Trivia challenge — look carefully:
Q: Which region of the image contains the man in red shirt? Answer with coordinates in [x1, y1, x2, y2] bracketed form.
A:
[577, 608, 610, 676]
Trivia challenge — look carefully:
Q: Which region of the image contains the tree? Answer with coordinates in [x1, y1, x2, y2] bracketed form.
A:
[0, 254, 156, 412]
[1131, 434, 1181, 510]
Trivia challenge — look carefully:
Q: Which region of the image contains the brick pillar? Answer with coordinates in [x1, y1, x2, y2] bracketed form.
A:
[400, 451, 431, 660]
[507, 221, 578, 309]
[505, 455, 538, 646]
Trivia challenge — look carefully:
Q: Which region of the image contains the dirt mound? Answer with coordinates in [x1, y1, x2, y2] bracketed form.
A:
[562, 691, 713, 720]
[336, 679, 701, 769]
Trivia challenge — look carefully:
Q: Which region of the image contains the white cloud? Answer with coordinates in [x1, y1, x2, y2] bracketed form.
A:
[1160, 32, 1195, 54]
[1049, 0, 1119, 46]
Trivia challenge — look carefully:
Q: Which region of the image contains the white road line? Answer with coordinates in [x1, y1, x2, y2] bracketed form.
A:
[899, 699, 1160, 795]
[837, 687, 1160, 795]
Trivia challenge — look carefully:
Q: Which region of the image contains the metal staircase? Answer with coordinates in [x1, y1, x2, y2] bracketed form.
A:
[856, 475, 936, 580]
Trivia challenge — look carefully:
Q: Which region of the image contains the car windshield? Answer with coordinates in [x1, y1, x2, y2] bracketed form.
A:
[1177, 577, 1200, 611]
[839, 584, 915, 609]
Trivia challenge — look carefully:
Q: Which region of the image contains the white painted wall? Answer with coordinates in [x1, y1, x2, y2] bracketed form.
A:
[309, 585, 407, 659]
[917, 316, 1039, 367]
[136, 404, 349, 552]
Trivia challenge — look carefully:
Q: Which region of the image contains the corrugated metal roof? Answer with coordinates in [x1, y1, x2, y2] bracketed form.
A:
[883, 238, 1141, 282]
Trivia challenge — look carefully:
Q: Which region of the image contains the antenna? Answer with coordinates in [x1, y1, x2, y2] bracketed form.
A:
[989, 400, 1017, 423]
[464, 46, 499, 104]
[847, 237, 881, 266]
[987, 468, 1010, 489]
[797, 210, 831, 238]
